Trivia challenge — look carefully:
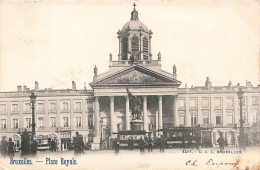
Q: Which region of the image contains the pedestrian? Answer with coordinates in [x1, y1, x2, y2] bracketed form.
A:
[0, 136, 7, 157]
[73, 132, 84, 155]
[159, 135, 165, 153]
[7, 138, 15, 157]
[147, 137, 153, 152]
[21, 130, 30, 156]
[217, 133, 225, 151]
[139, 137, 146, 154]
[50, 139, 56, 152]
[113, 138, 120, 155]
[128, 136, 133, 150]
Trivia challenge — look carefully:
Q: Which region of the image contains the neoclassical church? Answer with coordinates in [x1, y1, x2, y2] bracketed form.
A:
[0, 5, 259, 150]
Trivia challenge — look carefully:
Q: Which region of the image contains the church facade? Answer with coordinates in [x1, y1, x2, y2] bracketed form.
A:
[0, 5, 259, 150]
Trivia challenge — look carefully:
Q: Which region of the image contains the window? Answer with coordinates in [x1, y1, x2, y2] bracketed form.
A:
[88, 115, 93, 129]
[179, 115, 185, 125]
[203, 114, 209, 125]
[11, 103, 19, 112]
[252, 97, 259, 106]
[61, 101, 69, 111]
[37, 103, 44, 111]
[252, 110, 258, 123]
[190, 99, 197, 108]
[49, 102, 56, 111]
[0, 104, 6, 111]
[143, 37, 148, 60]
[202, 98, 210, 108]
[38, 117, 44, 128]
[63, 117, 69, 127]
[87, 101, 93, 111]
[178, 99, 185, 108]
[131, 35, 139, 52]
[50, 117, 56, 127]
[216, 115, 222, 125]
[191, 115, 197, 125]
[25, 118, 31, 128]
[74, 101, 82, 111]
[121, 37, 128, 60]
[13, 118, 18, 129]
[214, 98, 222, 108]
[227, 115, 233, 124]
[0, 119, 6, 129]
[24, 103, 31, 111]
[226, 98, 233, 107]
[76, 117, 81, 127]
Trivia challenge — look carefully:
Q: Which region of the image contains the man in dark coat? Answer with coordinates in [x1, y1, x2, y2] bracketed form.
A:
[21, 130, 30, 156]
[0, 136, 7, 157]
[217, 133, 225, 151]
[139, 137, 146, 154]
[73, 132, 84, 155]
[113, 138, 120, 155]
[7, 138, 15, 157]
[147, 137, 153, 152]
[128, 136, 133, 150]
[159, 135, 165, 153]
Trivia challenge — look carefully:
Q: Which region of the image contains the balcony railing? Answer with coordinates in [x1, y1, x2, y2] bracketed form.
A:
[109, 60, 161, 67]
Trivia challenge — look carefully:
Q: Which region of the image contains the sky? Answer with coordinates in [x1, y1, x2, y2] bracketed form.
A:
[0, 0, 259, 91]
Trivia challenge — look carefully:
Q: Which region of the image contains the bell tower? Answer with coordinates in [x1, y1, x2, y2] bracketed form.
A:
[117, 4, 153, 62]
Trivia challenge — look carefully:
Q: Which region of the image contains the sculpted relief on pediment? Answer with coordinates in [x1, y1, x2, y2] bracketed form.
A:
[101, 70, 169, 84]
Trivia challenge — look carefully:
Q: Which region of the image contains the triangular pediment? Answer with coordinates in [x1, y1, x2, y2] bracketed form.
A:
[90, 65, 181, 87]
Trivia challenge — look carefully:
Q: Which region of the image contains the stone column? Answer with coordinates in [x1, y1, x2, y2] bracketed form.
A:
[118, 37, 121, 60]
[94, 97, 100, 138]
[197, 97, 202, 125]
[173, 95, 178, 127]
[143, 96, 148, 131]
[125, 96, 130, 130]
[158, 95, 163, 130]
[110, 96, 115, 135]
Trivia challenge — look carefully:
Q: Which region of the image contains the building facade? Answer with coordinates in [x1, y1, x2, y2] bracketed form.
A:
[0, 5, 259, 150]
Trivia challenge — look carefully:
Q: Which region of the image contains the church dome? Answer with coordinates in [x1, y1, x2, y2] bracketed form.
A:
[122, 3, 148, 32]
[122, 20, 148, 31]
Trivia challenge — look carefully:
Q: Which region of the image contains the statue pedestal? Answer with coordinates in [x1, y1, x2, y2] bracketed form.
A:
[130, 119, 143, 131]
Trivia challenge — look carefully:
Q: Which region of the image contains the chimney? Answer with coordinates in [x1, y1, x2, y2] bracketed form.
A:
[72, 81, 76, 90]
[23, 85, 27, 91]
[173, 65, 177, 79]
[228, 80, 232, 87]
[17, 85, 22, 92]
[246, 81, 253, 88]
[205, 77, 212, 89]
[35, 81, 39, 91]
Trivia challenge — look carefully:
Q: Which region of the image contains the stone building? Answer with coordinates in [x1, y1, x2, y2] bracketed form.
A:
[0, 5, 259, 150]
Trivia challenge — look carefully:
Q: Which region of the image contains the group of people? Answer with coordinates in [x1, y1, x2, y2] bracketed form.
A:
[0, 136, 15, 157]
[113, 135, 167, 155]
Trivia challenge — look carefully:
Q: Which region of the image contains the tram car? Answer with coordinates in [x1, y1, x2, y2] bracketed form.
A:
[159, 126, 211, 148]
[116, 130, 149, 149]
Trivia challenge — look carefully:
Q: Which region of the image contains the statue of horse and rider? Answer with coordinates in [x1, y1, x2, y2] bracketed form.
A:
[126, 88, 142, 120]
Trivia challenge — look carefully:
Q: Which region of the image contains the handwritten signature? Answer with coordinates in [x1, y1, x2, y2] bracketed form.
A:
[186, 159, 239, 168]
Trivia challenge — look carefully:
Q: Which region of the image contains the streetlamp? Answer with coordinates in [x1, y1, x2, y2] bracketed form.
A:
[100, 117, 103, 149]
[237, 88, 245, 150]
[29, 92, 37, 140]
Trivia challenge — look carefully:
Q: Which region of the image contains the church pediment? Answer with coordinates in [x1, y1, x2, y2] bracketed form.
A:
[90, 65, 181, 87]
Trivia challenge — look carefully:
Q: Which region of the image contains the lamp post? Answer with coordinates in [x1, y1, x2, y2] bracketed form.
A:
[237, 88, 245, 150]
[100, 117, 103, 149]
[29, 92, 37, 140]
